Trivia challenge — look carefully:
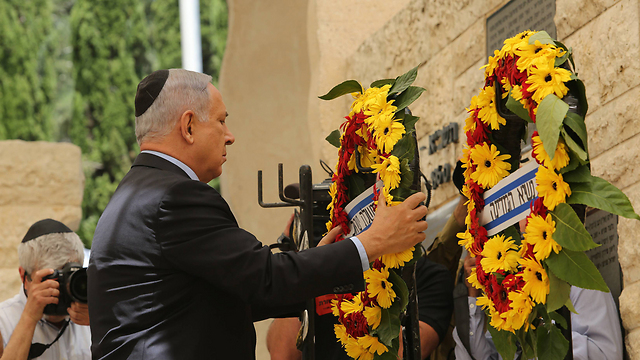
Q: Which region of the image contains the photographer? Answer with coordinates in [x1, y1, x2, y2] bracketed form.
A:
[0, 219, 90, 360]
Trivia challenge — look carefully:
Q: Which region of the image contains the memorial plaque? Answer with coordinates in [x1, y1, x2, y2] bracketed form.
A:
[584, 208, 622, 305]
[486, 0, 557, 58]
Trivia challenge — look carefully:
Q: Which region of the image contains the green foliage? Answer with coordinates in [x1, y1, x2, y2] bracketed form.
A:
[536, 94, 568, 160]
[505, 92, 533, 123]
[318, 80, 363, 100]
[389, 65, 419, 94]
[535, 321, 570, 360]
[546, 249, 609, 292]
[2, 0, 228, 247]
[488, 325, 518, 360]
[528, 30, 554, 45]
[393, 86, 425, 113]
[546, 269, 570, 312]
[567, 173, 640, 220]
[549, 203, 598, 251]
[325, 129, 341, 148]
[0, 0, 59, 141]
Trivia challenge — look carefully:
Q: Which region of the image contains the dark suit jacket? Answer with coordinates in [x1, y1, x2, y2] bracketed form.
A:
[88, 153, 364, 359]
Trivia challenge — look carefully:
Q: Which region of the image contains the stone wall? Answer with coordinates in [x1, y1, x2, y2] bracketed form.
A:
[343, 0, 640, 356]
[0, 140, 84, 302]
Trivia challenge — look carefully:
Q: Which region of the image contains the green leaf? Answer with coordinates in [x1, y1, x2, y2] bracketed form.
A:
[389, 65, 419, 94]
[371, 79, 395, 88]
[553, 41, 571, 68]
[567, 175, 640, 220]
[549, 203, 599, 251]
[377, 308, 401, 346]
[388, 269, 409, 312]
[390, 131, 416, 162]
[393, 86, 425, 113]
[545, 249, 609, 292]
[347, 174, 367, 202]
[562, 165, 591, 183]
[565, 297, 578, 314]
[536, 322, 570, 360]
[561, 128, 589, 163]
[559, 153, 580, 174]
[501, 225, 522, 246]
[549, 311, 568, 330]
[319, 80, 363, 100]
[537, 94, 569, 160]
[563, 112, 588, 152]
[529, 30, 554, 45]
[487, 326, 518, 360]
[402, 114, 420, 134]
[546, 269, 571, 312]
[325, 129, 341, 148]
[568, 79, 588, 116]
[505, 92, 533, 122]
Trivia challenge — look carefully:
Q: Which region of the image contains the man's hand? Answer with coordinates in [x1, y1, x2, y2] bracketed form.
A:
[463, 255, 481, 297]
[23, 269, 59, 324]
[358, 192, 428, 262]
[68, 302, 90, 326]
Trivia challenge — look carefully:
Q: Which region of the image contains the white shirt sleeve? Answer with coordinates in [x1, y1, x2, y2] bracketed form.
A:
[570, 287, 623, 360]
[349, 236, 370, 271]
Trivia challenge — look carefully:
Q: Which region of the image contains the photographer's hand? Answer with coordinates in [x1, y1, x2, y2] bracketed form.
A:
[23, 269, 59, 324]
[68, 302, 90, 326]
[0, 269, 58, 360]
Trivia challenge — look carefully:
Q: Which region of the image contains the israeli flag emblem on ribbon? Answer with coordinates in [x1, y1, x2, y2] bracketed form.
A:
[345, 181, 384, 237]
[479, 161, 539, 236]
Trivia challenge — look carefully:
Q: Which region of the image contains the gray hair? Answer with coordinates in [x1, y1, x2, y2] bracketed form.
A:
[18, 232, 85, 275]
[135, 69, 213, 145]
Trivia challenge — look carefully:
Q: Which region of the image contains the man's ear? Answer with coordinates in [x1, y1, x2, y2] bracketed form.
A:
[18, 267, 25, 285]
[179, 110, 196, 144]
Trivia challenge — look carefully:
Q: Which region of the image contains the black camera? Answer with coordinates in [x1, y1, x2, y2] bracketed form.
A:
[41, 262, 88, 315]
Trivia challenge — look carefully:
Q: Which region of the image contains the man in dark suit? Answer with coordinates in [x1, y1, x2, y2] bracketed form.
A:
[88, 69, 429, 360]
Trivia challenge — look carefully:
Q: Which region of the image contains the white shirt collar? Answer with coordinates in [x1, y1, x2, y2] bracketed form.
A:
[140, 150, 200, 181]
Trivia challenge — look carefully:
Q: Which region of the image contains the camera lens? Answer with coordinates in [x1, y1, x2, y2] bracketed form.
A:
[68, 268, 88, 303]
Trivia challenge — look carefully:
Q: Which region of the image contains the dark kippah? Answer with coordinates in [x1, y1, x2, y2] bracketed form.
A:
[22, 219, 73, 243]
[135, 69, 170, 117]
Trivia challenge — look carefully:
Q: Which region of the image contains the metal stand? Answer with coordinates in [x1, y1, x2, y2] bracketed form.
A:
[258, 164, 316, 360]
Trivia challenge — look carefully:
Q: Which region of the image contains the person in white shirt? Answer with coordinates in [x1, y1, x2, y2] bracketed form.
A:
[0, 219, 91, 360]
[453, 254, 623, 360]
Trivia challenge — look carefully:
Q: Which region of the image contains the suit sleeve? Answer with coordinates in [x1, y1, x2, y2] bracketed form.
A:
[154, 180, 365, 308]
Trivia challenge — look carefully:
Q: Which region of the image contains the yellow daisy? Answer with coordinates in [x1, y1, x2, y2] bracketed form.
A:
[371, 156, 401, 190]
[506, 290, 534, 331]
[515, 40, 564, 74]
[519, 257, 550, 303]
[535, 166, 571, 210]
[476, 294, 495, 312]
[470, 143, 512, 189]
[482, 49, 501, 78]
[457, 230, 475, 251]
[350, 85, 390, 116]
[364, 98, 397, 129]
[364, 267, 396, 309]
[334, 324, 349, 345]
[477, 85, 507, 130]
[345, 337, 372, 360]
[500, 30, 534, 57]
[341, 295, 364, 314]
[523, 213, 562, 261]
[348, 146, 379, 172]
[467, 267, 485, 290]
[532, 135, 570, 171]
[526, 58, 572, 103]
[481, 234, 520, 273]
[362, 305, 382, 329]
[331, 299, 341, 317]
[381, 246, 414, 269]
[373, 117, 405, 154]
[358, 334, 389, 356]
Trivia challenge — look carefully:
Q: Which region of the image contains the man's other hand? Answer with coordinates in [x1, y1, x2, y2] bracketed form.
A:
[23, 269, 59, 324]
[317, 225, 342, 247]
[358, 192, 428, 262]
[68, 302, 90, 326]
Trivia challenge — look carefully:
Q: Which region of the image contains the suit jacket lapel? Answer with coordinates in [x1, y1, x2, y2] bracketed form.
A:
[132, 153, 192, 179]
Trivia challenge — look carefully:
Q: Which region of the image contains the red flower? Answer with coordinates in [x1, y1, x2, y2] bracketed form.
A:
[343, 311, 369, 338]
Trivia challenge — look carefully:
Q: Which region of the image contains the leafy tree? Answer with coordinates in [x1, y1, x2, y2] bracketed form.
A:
[0, 0, 58, 141]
